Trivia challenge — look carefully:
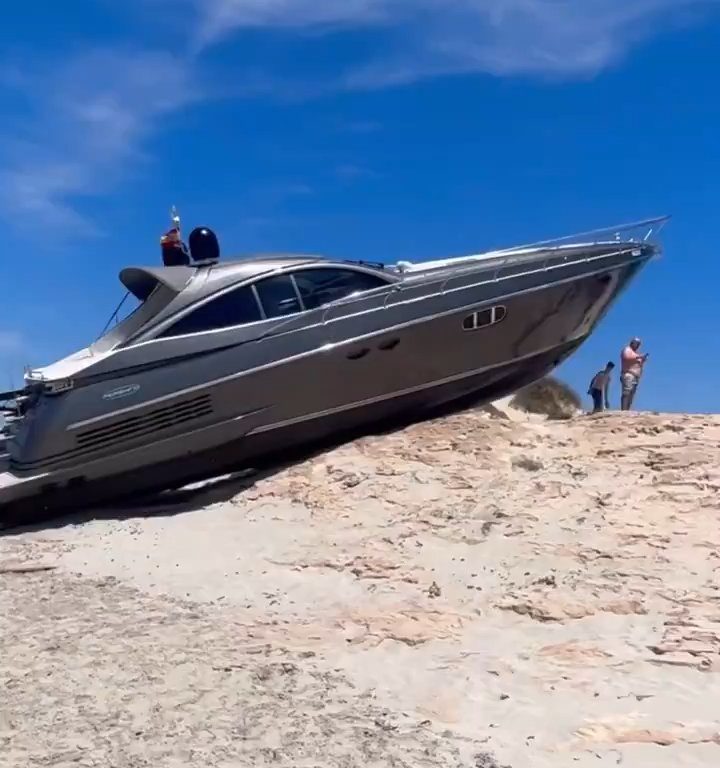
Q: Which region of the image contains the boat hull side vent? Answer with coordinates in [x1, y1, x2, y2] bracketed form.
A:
[74, 394, 214, 453]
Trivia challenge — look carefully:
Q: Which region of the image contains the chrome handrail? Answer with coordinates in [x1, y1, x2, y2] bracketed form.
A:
[261, 217, 669, 332]
[415, 215, 668, 292]
[382, 285, 403, 310]
[436, 243, 643, 295]
[490, 215, 670, 253]
[320, 285, 399, 324]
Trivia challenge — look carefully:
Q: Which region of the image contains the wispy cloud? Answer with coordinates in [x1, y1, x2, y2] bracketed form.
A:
[194, 0, 394, 45]
[193, 0, 720, 83]
[333, 163, 380, 182]
[0, 48, 200, 236]
[1, 0, 718, 234]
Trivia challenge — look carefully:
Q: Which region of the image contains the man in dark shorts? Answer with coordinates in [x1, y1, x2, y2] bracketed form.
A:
[588, 361, 615, 413]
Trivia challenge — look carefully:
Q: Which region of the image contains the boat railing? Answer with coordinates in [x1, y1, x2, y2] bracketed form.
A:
[486, 215, 670, 254]
[290, 216, 667, 326]
[399, 215, 669, 306]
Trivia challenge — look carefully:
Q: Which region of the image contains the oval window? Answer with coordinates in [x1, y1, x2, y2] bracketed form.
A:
[493, 306, 507, 323]
[462, 305, 507, 331]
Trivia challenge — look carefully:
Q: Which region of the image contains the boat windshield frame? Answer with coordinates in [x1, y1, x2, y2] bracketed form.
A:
[90, 283, 178, 354]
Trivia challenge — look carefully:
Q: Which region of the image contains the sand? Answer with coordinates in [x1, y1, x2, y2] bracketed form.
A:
[2, 406, 720, 767]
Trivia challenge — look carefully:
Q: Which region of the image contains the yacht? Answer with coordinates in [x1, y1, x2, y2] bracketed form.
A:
[0, 213, 668, 527]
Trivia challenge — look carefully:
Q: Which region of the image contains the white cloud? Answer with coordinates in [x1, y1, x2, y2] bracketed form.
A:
[333, 163, 380, 181]
[1, 0, 717, 233]
[195, 0, 393, 43]
[193, 0, 720, 81]
[0, 48, 200, 236]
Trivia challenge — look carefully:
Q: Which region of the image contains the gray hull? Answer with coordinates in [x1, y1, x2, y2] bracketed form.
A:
[0, 231, 659, 528]
[0, 340, 581, 528]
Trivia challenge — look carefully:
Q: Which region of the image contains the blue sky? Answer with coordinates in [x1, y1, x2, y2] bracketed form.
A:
[1, 0, 720, 412]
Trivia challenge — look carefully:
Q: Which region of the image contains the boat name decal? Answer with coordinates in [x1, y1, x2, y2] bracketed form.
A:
[102, 384, 141, 401]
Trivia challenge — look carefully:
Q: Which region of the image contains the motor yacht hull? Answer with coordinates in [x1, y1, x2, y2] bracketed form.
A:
[0, 338, 581, 528]
[0, 249, 649, 528]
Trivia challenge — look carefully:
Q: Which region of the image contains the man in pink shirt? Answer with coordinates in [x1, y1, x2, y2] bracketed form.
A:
[620, 337, 649, 411]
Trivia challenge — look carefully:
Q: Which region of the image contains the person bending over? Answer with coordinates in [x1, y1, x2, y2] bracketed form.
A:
[588, 361, 615, 413]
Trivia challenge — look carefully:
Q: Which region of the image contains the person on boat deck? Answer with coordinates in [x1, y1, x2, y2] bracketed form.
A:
[160, 226, 190, 266]
[620, 337, 649, 411]
[588, 361, 614, 413]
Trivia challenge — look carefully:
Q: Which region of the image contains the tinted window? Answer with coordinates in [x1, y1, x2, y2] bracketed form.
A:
[293, 268, 387, 310]
[255, 274, 303, 318]
[159, 285, 261, 337]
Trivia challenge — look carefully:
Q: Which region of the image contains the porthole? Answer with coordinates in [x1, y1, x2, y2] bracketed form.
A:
[462, 305, 507, 331]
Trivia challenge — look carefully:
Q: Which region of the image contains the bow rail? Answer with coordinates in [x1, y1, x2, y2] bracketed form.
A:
[488, 215, 670, 255]
[387, 215, 670, 307]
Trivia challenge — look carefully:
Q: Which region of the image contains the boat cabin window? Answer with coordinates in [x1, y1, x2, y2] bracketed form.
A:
[293, 268, 387, 310]
[462, 305, 506, 331]
[254, 274, 303, 318]
[154, 266, 390, 338]
[253, 268, 387, 319]
[158, 285, 262, 338]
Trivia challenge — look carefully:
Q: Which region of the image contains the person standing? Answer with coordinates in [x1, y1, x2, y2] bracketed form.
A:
[588, 361, 615, 413]
[620, 337, 649, 411]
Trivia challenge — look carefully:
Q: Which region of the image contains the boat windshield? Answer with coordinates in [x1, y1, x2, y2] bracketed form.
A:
[90, 283, 177, 354]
